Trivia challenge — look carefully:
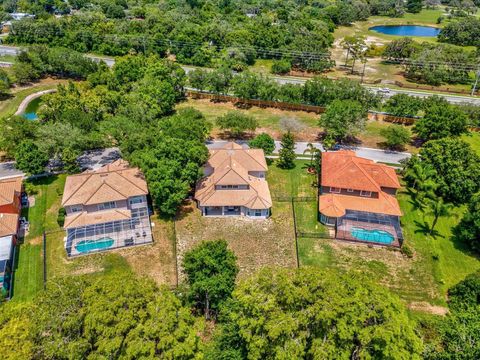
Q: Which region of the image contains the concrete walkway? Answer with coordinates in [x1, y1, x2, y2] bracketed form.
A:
[14, 89, 56, 116]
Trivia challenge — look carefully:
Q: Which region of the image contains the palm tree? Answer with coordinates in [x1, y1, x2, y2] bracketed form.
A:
[303, 142, 317, 166]
[424, 198, 455, 236]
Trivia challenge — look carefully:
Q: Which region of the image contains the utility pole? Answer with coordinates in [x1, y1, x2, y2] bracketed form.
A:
[472, 67, 480, 96]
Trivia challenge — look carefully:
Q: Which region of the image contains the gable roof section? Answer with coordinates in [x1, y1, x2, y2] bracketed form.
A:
[0, 176, 22, 207]
[62, 159, 148, 207]
[195, 142, 272, 209]
[0, 213, 18, 237]
[321, 151, 400, 192]
[64, 209, 132, 229]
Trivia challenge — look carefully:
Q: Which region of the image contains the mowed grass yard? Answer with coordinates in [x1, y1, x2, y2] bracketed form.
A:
[298, 186, 480, 309]
[12, 175, 176, 302]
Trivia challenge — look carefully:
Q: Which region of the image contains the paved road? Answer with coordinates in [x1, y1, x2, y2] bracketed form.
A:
[0, 148, 121, 180]
[207, 140, 411, 164]
[1, 45, 479, 105]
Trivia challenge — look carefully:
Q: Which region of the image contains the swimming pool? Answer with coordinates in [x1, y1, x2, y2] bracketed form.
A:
[369, 25, 441, 37]
[350, 227, 394, 245]
[75, 238, 115, 253]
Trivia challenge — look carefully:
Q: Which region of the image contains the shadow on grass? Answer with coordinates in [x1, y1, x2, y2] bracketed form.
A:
[414, 220, 443, 239]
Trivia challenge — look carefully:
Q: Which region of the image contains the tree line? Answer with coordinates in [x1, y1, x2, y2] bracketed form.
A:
[1, 238, 479, 358]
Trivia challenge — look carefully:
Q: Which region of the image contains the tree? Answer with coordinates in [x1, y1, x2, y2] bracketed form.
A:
[384, 94, 423, 117]
[0, 302, 33, 359]
[406, 0, 423, 13]
[454, 196, 480, 253]
[413, 103, 469, 141]
[271, 59, 292, 75]
[424, 197, 455, 236]
[303, 142, 321, 168]
[448, 271, 480, 309]
[15, 140, 49, 175]
[188, 68, 209, 92]
[340, 36, 367, 73]
[249, 133, 275, 155]
[183, 240, 239, 320]
[277, 131, 296, 169]
[416, 138, 480, 204]
[216, 112, 258, 138]
[209, 268, 423, 359]
[0, 68, 11, 96]
[320, 99, 366, 141]
[0, 116, 38, 157]
[61, 147, 81, 174]
[31, 274, 202, 359]
[159, 107, 212, 143]
[381, 124, 411, 150]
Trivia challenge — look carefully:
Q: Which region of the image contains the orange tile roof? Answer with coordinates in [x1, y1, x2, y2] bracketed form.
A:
[64, 209, 132, 229]
[195, 142, 272, 209]
[319, 193, 402, 217]
[0, 213, 18, 237]
[0, 176, 22, 207]
[62, 160, 148, 207]
[321, 151, 400, 192]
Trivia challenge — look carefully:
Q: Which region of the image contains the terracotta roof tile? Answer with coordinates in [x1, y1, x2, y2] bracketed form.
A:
[195, 142, 272, 209]
[0, 176, 22, 207]
[319, 193, 402, 217]
[62, 160, 148, 207]
[0, 213, 18, 237]
[64, 209, 132, 229]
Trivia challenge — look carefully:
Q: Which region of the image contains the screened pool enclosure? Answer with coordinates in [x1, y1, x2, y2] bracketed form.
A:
[65, 215, 153, 257]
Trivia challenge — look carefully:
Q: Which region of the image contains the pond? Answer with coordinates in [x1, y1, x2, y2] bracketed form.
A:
[22, 96, 43, 121]
[369, 25, 441, 37]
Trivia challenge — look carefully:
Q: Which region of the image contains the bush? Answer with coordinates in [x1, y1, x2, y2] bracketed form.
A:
[271, 59, 292, 75]
[380, 125, 411, 150]
[401, 244, 414, 258]
[57, 208, 66, 227]
[249, 133, 275, 155]
[216, 112, 258, 138]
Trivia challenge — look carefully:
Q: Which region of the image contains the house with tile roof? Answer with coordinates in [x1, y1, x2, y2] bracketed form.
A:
[195, 142, 272, 218]
[0, 176, 23, 297]
[319, 150, 403, 246]
[61, 159, 153, 257]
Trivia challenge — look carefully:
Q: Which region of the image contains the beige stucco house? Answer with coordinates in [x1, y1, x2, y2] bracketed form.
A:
[61, 159, 153, 257]
[195, 142, 272, 218]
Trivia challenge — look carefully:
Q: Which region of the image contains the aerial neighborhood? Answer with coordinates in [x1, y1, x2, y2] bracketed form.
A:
[0, 0, 480, 358]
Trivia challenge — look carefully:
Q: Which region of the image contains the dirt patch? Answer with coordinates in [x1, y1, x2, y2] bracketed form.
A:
[408, 302, 448, 316]
[70, 265, 104, 276]
[29, 236, 43, 246]
[175, 201, 297, 281]
[117, 217, 177, 287]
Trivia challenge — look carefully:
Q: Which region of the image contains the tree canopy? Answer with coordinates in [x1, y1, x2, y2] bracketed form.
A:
[208, 268, 423, 360]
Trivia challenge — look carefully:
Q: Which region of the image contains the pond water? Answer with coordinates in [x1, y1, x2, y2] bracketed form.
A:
[22, 96, 43, 121]
[369, 25, 441, 37]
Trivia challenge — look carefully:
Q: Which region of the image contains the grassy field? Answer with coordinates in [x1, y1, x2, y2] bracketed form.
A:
[463, 132, 480, 155]
[0, 79, 67, 118]
[11, 175, 176, 302]
[176, 98, 417, 150]
[297, 187, 480, 310]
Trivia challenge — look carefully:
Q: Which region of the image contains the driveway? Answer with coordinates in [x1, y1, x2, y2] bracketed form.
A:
[0, 161, 24, 179]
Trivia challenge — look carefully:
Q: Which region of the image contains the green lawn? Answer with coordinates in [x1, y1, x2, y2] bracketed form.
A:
[297, 185, 480, 307]
[463, 132, 480, 156]
[0, 83, 59, 118]
[12, 174, 177, 302]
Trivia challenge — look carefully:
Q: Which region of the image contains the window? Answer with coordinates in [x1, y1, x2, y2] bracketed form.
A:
[98, 201, 116, 211]
[329, 187, 341, 194]
[360, 191, 372, 197]
[129, 196, 144, 205]
[220, 185, 239, 189]
[70, 205, 83, 213]
[347, 189, 354, 193]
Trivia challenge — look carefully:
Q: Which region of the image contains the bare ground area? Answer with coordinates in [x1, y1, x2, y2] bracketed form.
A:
[175, 201, 297, 281]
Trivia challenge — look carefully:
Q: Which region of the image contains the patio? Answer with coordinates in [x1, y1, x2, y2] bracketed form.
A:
[65, 215, 153, 257]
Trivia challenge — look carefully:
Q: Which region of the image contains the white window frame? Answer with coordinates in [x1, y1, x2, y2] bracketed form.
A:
[329, 187, 341, 194]
[70, 205, 83, 213]
[98, 201, 116, 211]
[129, 196, 144, 205]
[347, 189, 354, 193]
[360, 191, 372, 197]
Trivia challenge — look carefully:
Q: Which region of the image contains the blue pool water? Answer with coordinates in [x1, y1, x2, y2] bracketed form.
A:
[350, 227, 395, 245]
[370, 25, 441, 37]
[23, 112, 38, 120]
[75, 238, 115, 253]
